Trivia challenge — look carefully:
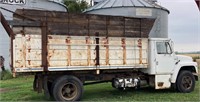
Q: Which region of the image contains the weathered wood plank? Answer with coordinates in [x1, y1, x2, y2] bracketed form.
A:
[13, 9, 155, 38]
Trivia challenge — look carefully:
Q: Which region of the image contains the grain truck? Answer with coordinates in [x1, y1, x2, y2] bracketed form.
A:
[0, 9, 198, 101]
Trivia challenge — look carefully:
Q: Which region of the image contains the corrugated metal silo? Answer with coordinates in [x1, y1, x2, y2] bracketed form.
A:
[0, 0, 67, 70]
[84, 0, 169, 38]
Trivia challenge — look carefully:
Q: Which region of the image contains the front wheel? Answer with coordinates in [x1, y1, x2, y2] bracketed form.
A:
[52, 75, 83, 101]
[176, 71, 195, 93]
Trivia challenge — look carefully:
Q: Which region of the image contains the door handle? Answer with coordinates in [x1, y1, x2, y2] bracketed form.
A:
[156, 61, 158, 65]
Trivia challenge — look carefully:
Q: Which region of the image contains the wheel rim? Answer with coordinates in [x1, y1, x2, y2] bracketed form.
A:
[60, 82, 78, 101]
[181, 76, 193, 90]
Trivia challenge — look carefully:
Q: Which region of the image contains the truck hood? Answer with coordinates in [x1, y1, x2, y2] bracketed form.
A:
[176, 55, 193, 62]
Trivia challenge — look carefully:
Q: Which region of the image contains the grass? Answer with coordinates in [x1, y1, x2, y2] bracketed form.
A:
[0, 70, 13, 80]
[0, 76, 45, 101]
[0, 75, 199, 101]
[180, 54, 200, 58]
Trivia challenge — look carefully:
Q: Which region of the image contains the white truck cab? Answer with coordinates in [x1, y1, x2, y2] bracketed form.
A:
[142, 38, 198, 92]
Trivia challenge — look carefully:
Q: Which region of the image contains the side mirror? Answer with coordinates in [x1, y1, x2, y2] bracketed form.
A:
[170, 40, 174, 53]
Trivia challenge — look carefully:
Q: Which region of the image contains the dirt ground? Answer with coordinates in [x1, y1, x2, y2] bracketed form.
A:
[0, 88, 18, 93]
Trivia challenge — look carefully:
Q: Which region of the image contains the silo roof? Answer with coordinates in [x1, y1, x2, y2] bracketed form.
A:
[85, 0, 169, 13]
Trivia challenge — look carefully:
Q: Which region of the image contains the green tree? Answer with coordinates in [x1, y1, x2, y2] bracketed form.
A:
[64, 0, 89, 13]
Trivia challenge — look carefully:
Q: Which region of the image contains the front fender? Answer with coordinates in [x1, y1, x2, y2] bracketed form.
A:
[171, 62, 198, 83]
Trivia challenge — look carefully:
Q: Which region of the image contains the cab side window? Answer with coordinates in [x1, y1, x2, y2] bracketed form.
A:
[156, 42, 172, 54]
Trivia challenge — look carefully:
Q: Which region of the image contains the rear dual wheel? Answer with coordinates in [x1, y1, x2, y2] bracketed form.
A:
[52, 75, 83, 101]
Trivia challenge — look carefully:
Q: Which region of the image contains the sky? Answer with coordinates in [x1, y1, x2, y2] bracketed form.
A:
[86, 0, 200, 52]
[158, 0, 200, 52]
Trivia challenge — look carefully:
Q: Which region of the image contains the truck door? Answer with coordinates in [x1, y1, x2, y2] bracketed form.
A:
[155, 41, 175, 74]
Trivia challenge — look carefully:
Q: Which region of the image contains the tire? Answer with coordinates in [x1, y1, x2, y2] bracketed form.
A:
[176, 71, 195, 93]
[52, 75, 83, 101]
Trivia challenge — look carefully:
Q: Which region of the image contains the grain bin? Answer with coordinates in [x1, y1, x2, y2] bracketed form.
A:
[0, 0, 67, 70]
[84, 0, 169, 38]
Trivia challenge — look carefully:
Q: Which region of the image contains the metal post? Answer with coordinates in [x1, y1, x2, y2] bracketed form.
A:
[41, 21, 48, 71]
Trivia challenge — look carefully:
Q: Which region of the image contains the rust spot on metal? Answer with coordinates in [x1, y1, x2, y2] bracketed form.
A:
[22, 37, 26, 68]
[47, 49, 55, 66]
[121, 38, 126, 47]
[102, 37, 108, 47]
[26, 35, 31, 63]
[27, 46, 31, 53]
[26, 35, 31, 41]
[138, 39, 142, 64]
[86, 37, 89, 44]
[28, 49, 31, 53]
[66, 37, 71, 44]
[137, 39, 142, 48]
[48, 36, 53, 39]
[158, 82, 164, 87]
[104, 37, 109, 65]
[66, 37, 71, 66]
[122, 38, 126, 65]
[95, 32, 100, 66]
[21, 30, 25, 36]
[28, 60, 31, 66]
[86, 37, 91, 66]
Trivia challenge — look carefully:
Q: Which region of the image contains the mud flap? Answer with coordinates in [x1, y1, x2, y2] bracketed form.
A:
[33, 74, 43, 93]
[44, 76, 51, 99]
[33, 75, 38, 91]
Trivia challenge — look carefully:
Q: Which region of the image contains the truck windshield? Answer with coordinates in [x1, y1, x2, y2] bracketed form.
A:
[156, 42, 172, 54]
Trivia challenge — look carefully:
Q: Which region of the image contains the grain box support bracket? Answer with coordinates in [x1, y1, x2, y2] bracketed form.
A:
[41, 21, 48, 72]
